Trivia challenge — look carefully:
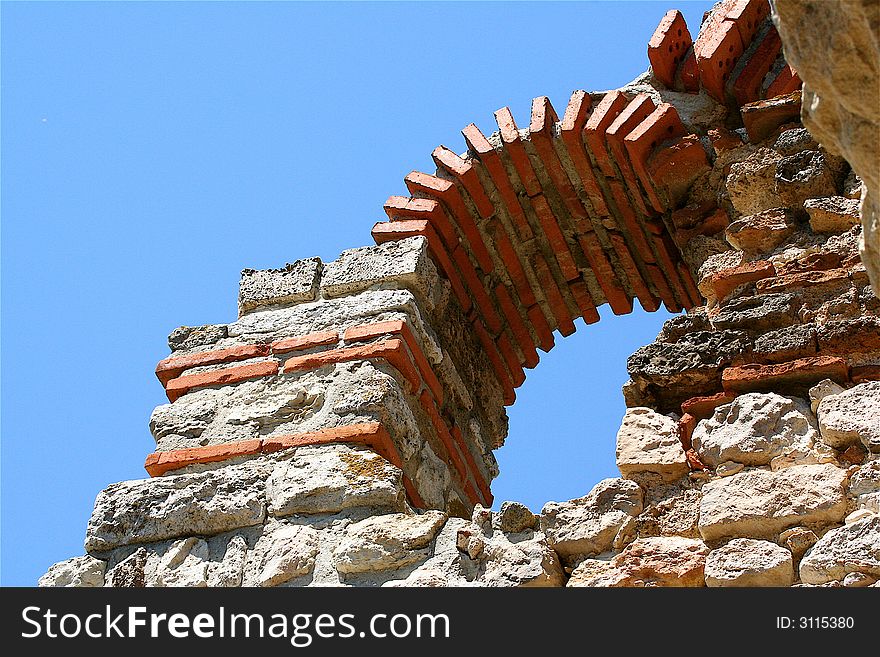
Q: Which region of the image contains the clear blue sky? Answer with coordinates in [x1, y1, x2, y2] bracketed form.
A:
[1, 1, 714, 585]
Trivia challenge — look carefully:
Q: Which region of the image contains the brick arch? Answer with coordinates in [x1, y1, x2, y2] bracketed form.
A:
[145, 0, 805, 515]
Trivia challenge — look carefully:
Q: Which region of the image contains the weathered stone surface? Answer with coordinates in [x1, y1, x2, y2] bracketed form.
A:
[815, 316, 880, 354]
[775, 151, 837, 208]
[154, 537, 209, 587]
[207, 534, 248, 587]
[39, 555, 106, 587]
[711, 292, 802, 332]
[615, 407, 688, 482]
[772, 0, 880, 295]
[805, 196, 861, 234]
[725, 208, 800, 254]
[705, 538, 794, 587]
[750, 323, 816, 364]
[698, 464, 847, 541]
[168, 324, 228, 352]
[780, 526, 818, 559]
[239, 257, 321, 314]
[817, 382, 880, 451]
[495, 501, 537, 534]
[799, 516, 880, 585]
[808, 379, 845, 414]
[105, 548, 148, 587]
[266, 444, 404, 517]
[691, 393, 818, 467]
[333, 511, 446, 575]
[472, 528, 565, 588]
[244, 521, 320, 587]
[85, 460, 268, 552]
[321, 237, 441, 307]
[657, 309, 710, 342]
[541, 479, 644, 562]
[848, 462, 880, 514]
[773, 128, 817, 156]
[567, 537, 708, 587]
[634, 485, 702, 539]
[726, 148, 783, 216]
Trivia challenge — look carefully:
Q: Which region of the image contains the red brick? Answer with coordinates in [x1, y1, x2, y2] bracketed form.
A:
[263, 422, 403, 469]
[558, 90, 610, 217]
[494, 106, 541, 197]
[648, 9, 693, 89]
[695, 16, 745, 102]
[343, 320, 443, 404]
[283, 339, 422, 395]
[605, 93, 657, 214]
[451, 425, 493, 507]
[583, 91, 628, 177]
[775, 252, 841, 276]
[681, 392, 737, 419]
[145, 439, 263, 477]
[708, 127, 746, 154]
[530, 193, 579, 280]
[494, 284, 540, 368]
[652, 233, 694, 309]
[496, 331, 526, 387]
[451, 245, 503, 334]
[270, 330, 338, 355]
[722, 356, 849, 393]
[851, 365, 880, 384]
[432, 145, 495, 220]
[623, 103, 688, 211]
[489, 222, 537, 308]
[674, 207, 731, 245]
[576, 231, 633, 315]
[756, 268, 850, 293]
[156, 344, 270, 386]
[726, 0, 771, 46]
[461, 124, 534, 241]
[419, 390, 469, 484]
[646, 134, 710, 208]
[529, 95, 594, 230]
[569, 279, 600, 324]
[731, 25, 781, 106]
[383, 195, 458, 248]
[607, 178, 655, 265]
[766, 64, 802, 98]
[165, 360, 278, 402]
[533, 255, 576, 336]
[685, 448, 709, 471]
[711, 259, 775, 300]
[607, 232, 659, 312]
[526, 305, 555, 353]
[471, 318, 516, 405]
[677, 260, 704, 307]
[372, 220, 472, 313]
[647, 262, 681, 313]
[678, 413, 697, 449]
[679, 49, 701, 92]
[402, 475, 427, 509]
[741, 90, 801, 143]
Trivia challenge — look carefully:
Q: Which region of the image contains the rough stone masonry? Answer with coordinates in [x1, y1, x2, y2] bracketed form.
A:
[42, 0, 880, 588]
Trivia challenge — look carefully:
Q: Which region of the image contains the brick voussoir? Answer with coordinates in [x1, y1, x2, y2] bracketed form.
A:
[721, 356, 850, 393]
[530, 193, 580, 281]
[648, 9, 693, 89]
[165, 360, 279, 403]
[489, 222, 538, 308]
[607, 232, 659, 312]
[623, 103, 688, 212]
[558, 91, 611, 217]
[694, 14, 745, 102]
[471, 317, 516, 405]
[494, 283, 540, 369]
[583, 90, 628, 178]
[526, 304, 556, 353]
[605, 93, 657, 215]
[451, 245, 504, 334]
[532, 254, 577, 337]
[431, 145, 495, 222]
[494, 106, 541, 197]
[383, 195, 458, 249]
[577, 231, 634, 314]
[731, 24, 782, 106]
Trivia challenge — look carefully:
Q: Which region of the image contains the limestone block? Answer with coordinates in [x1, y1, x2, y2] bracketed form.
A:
[38, 555, 106, 587]
[799, 516, 880, 584]
[567, 536, 708, 587]
[726, 148, 784, 216]
[775, 151, 837, 208]
[239, 257, 321, 314]
[244, 521, 320, 587]
[168, 324, 228, 352]
[333, 511, 447, 575]
[494, 501, 538, 534]
[779, 527, 818, 559]
[805, 196, 861, 234]
[808, 379, 845, 414]
[848, 462, 879, 514]
[698, 463, 847, 541]
[725, 207, 800, 254]
[817, 382, 880, 452]
[541, 478, 644, 562]
[85, 460, 269, 552]
[615, 407, 688, 482]
[267, 444, 405, 517]
[207, 535, 248, 587]
[710, 292, 802, 332]
[321, 237, 441, 308]
[691, 393, 818, 467]
[153, 537, 209, 587]
[704, 538, 794, 587]
[474, 529, 565, 588]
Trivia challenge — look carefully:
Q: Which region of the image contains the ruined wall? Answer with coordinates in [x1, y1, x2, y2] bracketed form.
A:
[41, 0, 879, 588]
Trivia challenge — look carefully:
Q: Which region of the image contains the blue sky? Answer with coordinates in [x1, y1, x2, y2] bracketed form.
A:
[1, 1, 714, 586]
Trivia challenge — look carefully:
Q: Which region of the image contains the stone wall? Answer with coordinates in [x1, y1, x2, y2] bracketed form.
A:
[41, 0, 879, 588]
